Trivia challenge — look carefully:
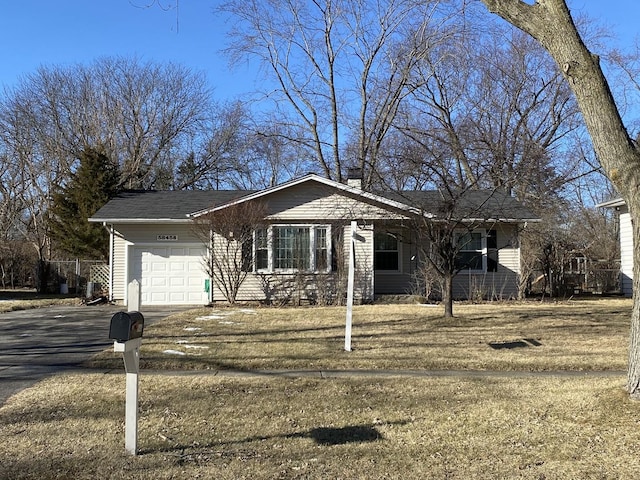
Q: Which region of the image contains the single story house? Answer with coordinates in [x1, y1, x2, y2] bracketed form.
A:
[598, 198, 632, 296]
[89, 173, 539, 307]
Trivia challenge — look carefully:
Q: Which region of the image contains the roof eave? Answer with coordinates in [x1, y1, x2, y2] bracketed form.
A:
[89, 218, 191, 224]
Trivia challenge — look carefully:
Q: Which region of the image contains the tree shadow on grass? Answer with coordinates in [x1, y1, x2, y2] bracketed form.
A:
[140, 421, 411, 456]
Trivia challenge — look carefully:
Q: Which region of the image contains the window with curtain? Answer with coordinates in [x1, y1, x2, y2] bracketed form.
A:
[274, 226, 310, 270]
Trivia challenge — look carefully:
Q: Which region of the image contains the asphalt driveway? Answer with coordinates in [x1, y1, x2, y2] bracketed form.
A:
[0, 304, 183, 406]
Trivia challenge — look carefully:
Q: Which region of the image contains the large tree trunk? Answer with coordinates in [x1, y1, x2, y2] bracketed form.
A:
[480, 0, 640, 397]
[628, 215, 640, 397]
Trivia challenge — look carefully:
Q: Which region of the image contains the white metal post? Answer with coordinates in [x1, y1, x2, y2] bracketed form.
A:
[114, 338, 141, 455]
[345, 221, 356, 351]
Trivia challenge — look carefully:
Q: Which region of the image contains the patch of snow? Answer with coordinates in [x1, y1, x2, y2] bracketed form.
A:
[218, 321, 238, 325]
[194, 308, 255, 321]
[183, 327, 202, 332]
[195, 315, 226, 321]
[184, 345, 209, 350]
[163, 350, 186, 356]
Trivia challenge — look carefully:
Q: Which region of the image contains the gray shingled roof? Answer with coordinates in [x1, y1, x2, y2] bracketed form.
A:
[376, 189, 538, 221]
[90, 183, 538, 223]
[90, 190, 251, 222]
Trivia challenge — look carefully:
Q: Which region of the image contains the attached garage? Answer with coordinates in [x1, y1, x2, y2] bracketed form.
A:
[131, 245, 208, 306]
[89, 190, 243, 307]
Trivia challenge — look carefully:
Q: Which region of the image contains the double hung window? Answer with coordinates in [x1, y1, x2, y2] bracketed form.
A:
[455, 231, 485, 271]
[374, 232, 400, 271]
[255, 228, 269, 270]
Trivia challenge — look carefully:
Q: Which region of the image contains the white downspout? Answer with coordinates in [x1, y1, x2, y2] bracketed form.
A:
[104, 222, 115, 303]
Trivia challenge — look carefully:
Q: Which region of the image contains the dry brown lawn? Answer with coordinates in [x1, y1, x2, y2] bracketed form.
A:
[90, 298, 631, 372]
[2, 298, 639, 479]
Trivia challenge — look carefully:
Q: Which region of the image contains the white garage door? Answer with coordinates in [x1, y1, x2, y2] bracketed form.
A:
[132, 246, 208, 306]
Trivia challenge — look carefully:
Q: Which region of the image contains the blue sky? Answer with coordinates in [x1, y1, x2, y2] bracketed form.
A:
[0, 1, 638, 102]
[0, 1, 257, 98]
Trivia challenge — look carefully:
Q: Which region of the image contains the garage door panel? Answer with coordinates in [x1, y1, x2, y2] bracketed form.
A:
[151, 262, 167, 272]
[132, 245, 208, 306]
[170, 263, 186, 273]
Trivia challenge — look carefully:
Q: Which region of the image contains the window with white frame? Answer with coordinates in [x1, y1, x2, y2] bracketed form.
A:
[254, 225, 331, 273]
[455, 230, 485, 271]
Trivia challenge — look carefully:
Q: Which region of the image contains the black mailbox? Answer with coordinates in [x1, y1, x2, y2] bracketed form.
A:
[109, 311, 144, 342]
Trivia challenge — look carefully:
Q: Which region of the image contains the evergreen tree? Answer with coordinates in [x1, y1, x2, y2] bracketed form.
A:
[49, 148, 119, 260]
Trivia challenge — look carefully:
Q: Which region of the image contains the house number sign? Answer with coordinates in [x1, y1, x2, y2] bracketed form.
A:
[157, 234, 178, 241]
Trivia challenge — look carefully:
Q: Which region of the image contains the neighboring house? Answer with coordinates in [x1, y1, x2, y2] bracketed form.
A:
[89, 173, 539, 307]
[598, 198, 632, 297]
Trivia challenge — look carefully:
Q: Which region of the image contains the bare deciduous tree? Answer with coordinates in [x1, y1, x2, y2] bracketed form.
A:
[479, 0, 640, 398]
[393, 20, 582, 200]
[221, 0, 460, 187]
[0, 94, 62, 292]
[5, 57, 212, 190]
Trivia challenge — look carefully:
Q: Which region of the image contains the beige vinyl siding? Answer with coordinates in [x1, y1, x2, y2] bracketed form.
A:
[493, 224, 520, 275]
[209, 232, 265, 303]
[497, 248, 520, 273]
[232, 273, 341, 304]
[214, 182, 402, 303]
[111, 232, 129, 303]
[233, 275, 272, 302]
[264, 184, 407, 222]
[619, 208, 633, 297]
